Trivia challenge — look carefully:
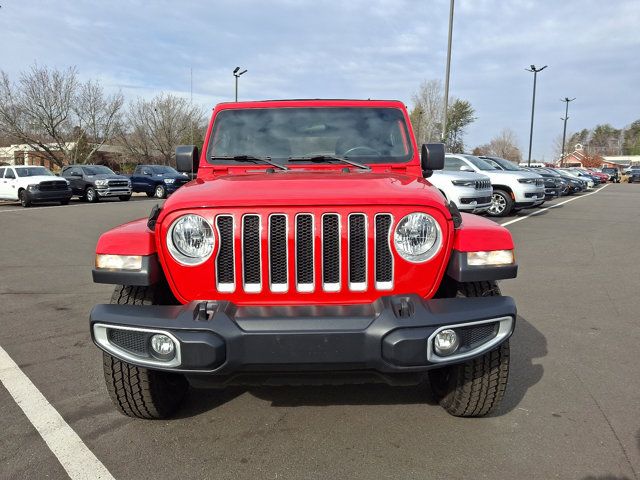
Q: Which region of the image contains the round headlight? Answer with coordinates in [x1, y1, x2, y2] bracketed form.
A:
[393, 212, 441, 262]
[167, 214, 214, 265]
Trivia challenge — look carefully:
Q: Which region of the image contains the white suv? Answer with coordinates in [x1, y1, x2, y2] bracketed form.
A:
[0, 165, 73, 207]
[444, 154, 545, 217]
[428, 170, 492, 213]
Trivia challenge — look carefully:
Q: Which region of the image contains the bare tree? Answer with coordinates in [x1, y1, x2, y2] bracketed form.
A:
[409, 79, 444, 145]
[120, 94, 205, 165]
[0, 65, 123, 167]
[474, 129, 522, 162]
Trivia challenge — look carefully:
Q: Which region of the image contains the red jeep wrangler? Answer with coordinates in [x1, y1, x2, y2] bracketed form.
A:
[90, 99, 517, 419]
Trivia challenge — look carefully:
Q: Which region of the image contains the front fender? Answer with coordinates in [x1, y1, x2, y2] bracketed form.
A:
[96, 218, 156, 255]
[446, 213, 517, 282]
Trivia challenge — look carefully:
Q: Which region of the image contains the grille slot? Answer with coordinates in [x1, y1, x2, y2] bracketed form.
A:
[375, 214, 393, 289]
[242, 215, 261, 293]
[269, 214, 288, 292]
[348, 214, 367, 291]
[216, 215, 235, 292]
[296, 214, 314, 292]
[107, 329, 148, 357]
[322, 214, 341, 292]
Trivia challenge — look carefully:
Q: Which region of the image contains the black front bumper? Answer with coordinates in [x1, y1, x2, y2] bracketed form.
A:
[30, 188, 73, 202]
[90, 295, 516, 380]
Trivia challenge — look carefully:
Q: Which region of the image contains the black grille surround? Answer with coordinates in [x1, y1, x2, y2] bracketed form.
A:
[107, 328, 149, 357]
[39, 180, 68, 191]
[212, 210, 396, 295]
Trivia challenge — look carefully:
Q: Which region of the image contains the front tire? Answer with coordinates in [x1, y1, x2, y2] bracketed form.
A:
[429, 281, 510, 417]
[154, 184, 166, 199]
[85, 186, 99, 203]
[487, 189, 513, 217]
[19, 190, 32, 207]
[102, 285, 188, 419]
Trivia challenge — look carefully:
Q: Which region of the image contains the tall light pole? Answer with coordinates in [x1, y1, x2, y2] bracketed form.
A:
[441, 0, 455, 144]
[233, 67, 247, 102]
[525, 64, 547, 166]
[560, 97, 575, 167]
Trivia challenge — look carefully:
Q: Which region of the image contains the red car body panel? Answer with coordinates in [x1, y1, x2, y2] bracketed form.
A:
[156, 205, 454, 305]
[452, 213, 514, 252]
[95, 99, 516, 306]
[95, 219, 156, 255]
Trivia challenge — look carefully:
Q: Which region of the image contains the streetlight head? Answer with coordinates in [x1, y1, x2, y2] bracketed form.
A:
[233, 67, 240, 74]
[530, 64, 536, 70]
[239, 69, 248, 76]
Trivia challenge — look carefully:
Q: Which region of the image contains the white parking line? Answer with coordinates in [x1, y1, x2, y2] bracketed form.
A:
[0, 345, 115, 480]
[500, 184, 610, 227]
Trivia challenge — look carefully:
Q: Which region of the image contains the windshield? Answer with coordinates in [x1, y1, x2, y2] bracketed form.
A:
[207, 107, 413, 165]
[84, 166, 114, 175]
[151, 166, 178, 174]
[485, 157, 522, 171]
[461, 155, 498, 171]
[16, 167, 53, 177]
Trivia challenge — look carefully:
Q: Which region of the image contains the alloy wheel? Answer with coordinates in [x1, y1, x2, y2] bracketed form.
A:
[489, 193, 507, 215]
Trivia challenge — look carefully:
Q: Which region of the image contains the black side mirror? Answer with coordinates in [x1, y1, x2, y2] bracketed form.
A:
[176, 145, 199, 174]
[421, 143, 445, 177]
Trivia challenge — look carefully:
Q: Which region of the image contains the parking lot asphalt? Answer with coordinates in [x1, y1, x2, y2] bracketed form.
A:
[0, 185, 638, 480]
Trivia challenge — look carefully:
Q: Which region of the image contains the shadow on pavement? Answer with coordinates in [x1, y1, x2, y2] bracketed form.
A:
[496, 315, 547, 415]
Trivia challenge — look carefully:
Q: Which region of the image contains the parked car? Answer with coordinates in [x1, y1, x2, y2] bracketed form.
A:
[560, 169, 595, 189]
[129, 165, 190, 199]
[444, 154, 545, 217]
[601, 167, 620, 183]
[90, 99, 520, 419]
[571, 168, 603, 185]
[0, 165, 72, 207]
[547, 169, 587, 193]
[61, 165, 132, 202]
[481, 156, 555, 203]
[427, 170, 492, 213]
[627, 167, 640, 183]
[585, 169, 610, 183]
[521, 167, 564, 199]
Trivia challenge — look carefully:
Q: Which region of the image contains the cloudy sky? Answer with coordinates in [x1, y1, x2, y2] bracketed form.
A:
[1, 0, 638, 160]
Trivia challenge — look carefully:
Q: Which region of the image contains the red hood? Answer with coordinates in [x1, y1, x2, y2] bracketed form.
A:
[161, 171, 448, 212]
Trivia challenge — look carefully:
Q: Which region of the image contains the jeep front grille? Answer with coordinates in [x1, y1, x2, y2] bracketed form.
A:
[214, 212, 394, 294]
[474, 179, 491, 190]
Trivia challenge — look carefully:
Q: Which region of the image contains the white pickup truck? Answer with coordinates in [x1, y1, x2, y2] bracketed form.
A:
[0, 165, 73, 207]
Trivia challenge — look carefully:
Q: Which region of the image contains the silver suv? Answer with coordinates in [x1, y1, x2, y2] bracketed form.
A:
[444, 154, 545, 217]
[428, 170, 492, 213]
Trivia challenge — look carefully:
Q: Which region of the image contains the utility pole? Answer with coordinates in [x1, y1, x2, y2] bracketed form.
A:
[233, 67, 247, 102]
[525, 64, 547, 166]
[560, 97, 575, 167]
[441, 0, 455, 145]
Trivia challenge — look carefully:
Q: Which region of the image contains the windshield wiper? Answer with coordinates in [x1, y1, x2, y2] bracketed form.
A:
[288, 155, 371, 171]
[211, 155, 288, 171]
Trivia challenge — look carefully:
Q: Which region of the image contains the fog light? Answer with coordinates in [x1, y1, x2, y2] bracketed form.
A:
[434, 329, 460, 356]
[150, 334, 175, 360]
